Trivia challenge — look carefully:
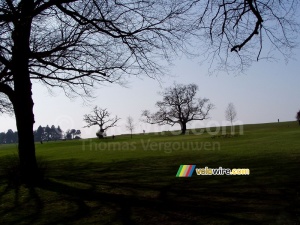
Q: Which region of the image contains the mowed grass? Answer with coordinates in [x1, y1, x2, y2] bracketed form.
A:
[0, 121, 299, 225]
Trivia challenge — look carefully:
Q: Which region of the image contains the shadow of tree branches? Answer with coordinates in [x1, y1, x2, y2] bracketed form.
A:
[0, 156, 299, 225]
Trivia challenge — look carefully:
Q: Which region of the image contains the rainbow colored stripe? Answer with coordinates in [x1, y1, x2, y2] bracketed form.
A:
[176, 165, 196, 177]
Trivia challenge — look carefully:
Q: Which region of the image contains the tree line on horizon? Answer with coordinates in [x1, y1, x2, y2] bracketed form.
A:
[0, 125, 81, 144]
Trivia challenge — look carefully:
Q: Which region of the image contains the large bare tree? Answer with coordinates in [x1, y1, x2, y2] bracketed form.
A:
[142, 83, 214, 135]
[83, 107, 120, 138]
[0, 0, 194, 183]
[0, 0, 297, 183]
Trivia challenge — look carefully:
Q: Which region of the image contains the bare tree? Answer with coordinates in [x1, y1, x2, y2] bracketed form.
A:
[0, 0, 297, 183]
[0, 0, 196, 182]
[191, 0, 299, 74]
[142, 83, 214, 135]
[296, 110, 300, 126]
[225, 103, 237, 133]
[84, 107, 120, 139]
[126, 116, 135, 139]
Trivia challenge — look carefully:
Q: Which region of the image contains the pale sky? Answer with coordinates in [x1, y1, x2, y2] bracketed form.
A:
[0, 45, 299, 139]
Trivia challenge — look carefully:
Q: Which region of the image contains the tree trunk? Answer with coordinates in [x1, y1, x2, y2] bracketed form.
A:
[11, 0, 39, 184]
[298, 120, 300, 126]
[97, 134, 104, 139]
[14, 96, 39, 183]
[97, 128, 105, 139]
[180, 122, 187, 135]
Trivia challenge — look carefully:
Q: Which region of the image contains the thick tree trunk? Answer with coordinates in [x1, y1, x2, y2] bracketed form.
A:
[96, 128, 105, 139]
[14, 94, 39, 183]
[180, 122, 187, 135]
[11, 0, 39, 184]
[13, 65, 39, 183]
[298, 120, 300, 126]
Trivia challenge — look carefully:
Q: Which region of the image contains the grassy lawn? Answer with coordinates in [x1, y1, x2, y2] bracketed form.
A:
[0, 121, 299, 224]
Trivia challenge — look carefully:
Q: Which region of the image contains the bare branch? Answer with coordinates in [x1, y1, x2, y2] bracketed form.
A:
[191, 0, 299, 74]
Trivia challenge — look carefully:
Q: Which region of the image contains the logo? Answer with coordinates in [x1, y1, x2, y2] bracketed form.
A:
[176, 165, 250, 177]
[176, 165, 196, 177]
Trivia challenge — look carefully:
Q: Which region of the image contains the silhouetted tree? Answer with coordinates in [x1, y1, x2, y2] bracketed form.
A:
[50, 125, 63, 141]
[35, 125, 44, 142]
[296, 110, 300, 126]
[84, 107, 120, 139]
[75, 130, 81, 139]
[44, 125, 51, 142]
[13, 131, 18, 143]
[0, 130, 18, 143]
[142, 83, 214, 135]
[65, 130, 72, 140]
[34, 125, 64, 142]
[0, 0, 196, 181]
[0, 0, 297, 183]
[64, 129, 80, 140]
[0, 132, 6, 144]
[70, 129, 76, 139]
[49, 125, 55, 140]
[57, 126, 63, 138]
[6, 129, 14, 143]
[126, 116, 135, 139]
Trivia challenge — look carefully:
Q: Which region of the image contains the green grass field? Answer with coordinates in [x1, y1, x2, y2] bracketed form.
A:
[0, 121, 299, 224]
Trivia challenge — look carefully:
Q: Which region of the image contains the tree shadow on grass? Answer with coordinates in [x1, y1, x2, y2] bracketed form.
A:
[0, 156, 299, 224]
[0, 183, 44, 225]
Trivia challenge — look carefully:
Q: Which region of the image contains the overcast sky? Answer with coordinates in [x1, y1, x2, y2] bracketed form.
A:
[0, 46, 299, 138]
